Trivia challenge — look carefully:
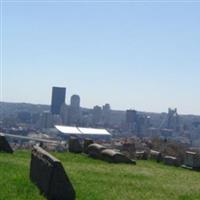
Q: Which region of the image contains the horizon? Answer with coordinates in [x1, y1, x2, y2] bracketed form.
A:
[1, 99, 200, 116]
[1, 1, 200, 115]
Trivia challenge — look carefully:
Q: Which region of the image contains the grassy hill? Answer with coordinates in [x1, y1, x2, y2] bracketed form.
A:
[0, 151, 200, 200]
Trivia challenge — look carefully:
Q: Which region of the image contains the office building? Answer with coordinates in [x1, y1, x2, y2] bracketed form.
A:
[92, 105, 102, 125]
[126, 109, 138, 132]
[102, 104, 111, 126]
[68, 95, 81, 125]
[70, 95, 80, 108]
[51, 87, 66, 115]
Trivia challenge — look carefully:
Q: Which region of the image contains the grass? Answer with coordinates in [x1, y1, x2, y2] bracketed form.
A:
[0, 151, 200, 200]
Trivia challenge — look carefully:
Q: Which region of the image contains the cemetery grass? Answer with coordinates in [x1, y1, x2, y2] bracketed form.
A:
[1, 151, 200, 200]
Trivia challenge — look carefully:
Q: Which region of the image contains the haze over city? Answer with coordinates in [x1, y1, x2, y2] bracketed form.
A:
[1, 1, 200, 114]
[1, 2, 200, 199]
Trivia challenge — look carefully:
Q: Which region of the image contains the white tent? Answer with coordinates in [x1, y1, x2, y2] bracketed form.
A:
[78, 127, 110, 135]
[55, 126, 81, 134]
[55, 125, 111, 136]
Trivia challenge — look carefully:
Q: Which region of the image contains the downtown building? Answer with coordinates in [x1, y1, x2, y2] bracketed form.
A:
[51, 87, 66, 115]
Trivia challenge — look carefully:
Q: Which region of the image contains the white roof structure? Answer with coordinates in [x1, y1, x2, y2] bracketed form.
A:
[55, 125, 111, 136]
[78, 127, 110, 135]
[55, 126, 81, 134]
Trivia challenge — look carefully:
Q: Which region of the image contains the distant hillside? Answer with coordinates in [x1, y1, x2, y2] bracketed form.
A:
[1, 151, 200, 200]
[0, 102, 50, 119]
[1, 101, 200, 127]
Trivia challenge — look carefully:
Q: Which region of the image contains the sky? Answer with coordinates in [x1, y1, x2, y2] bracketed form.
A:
[1, 0, 200, 114]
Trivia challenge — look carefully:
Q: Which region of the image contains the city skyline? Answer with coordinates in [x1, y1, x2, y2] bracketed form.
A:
[1, 1, 200, 115]
[2, 85, 198, 117]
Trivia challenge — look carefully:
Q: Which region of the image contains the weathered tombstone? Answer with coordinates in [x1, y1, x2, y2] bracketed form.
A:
[68, 137, 82, 153]
[122, 142, 136, 158]
[83, 139, 94, 154]
[30, 146, 76, 200]
[136, 151, 148, 160]
[150, 150, 162, 162]
[101, 149, 136, 164]
[182, 151, 200, 170]
[163, 155, 180, 167]
[87, 143, 106, 159]
[0, 133, 13, 153]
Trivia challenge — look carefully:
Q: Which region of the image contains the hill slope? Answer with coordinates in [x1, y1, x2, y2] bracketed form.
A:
[0, 151, 200, 200]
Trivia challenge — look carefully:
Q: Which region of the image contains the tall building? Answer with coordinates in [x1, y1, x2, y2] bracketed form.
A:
[126, 109, 137, 124]
[40, 111, 53, 129]
[92, 105, 102, 126]
[68, 95, 81, 125]
[60, 103, 69, 125]
[70, 95, 80, 108]
[126, 109, 138, 132]
[51, 87, 66, 115]
[102, 103, 111, 126]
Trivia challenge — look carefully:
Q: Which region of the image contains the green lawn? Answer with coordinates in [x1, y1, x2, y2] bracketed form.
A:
[0, 150, 200, 200]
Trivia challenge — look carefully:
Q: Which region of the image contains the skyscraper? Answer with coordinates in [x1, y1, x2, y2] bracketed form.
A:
[68, 95, 81, 125]
[92, 105, 102, 125]
[51, 87, 66, 115]
[70, 95, 80, 108]
[60, 103, 69, 125]
[126, 109, 138, 132]
[102, 104, 111, 126]
[126, 109, 137, 124]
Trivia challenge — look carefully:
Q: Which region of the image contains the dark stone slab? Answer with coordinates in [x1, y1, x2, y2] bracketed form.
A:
[87, 143, 106, 159]
[136, 151, 148, 160]
[182, 151, 200, 170]
[30, 146, 76, 200]
[149, 150, 162, 162]
[101, 149, 136, 164]
[164, 155, 180, 167]
[0, 133, 13, 153]
[68, 138, 82, 153]
[83, 139, 93, 154]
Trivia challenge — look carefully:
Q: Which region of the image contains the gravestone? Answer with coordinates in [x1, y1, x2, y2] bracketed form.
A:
[30, 146, 76, 200]
[83, 139, 94, 154]
[182, 151, 200, 170]
[136, 151, 148, 160]
[164, 155, 180, 167]
[150, 150, 162, 162]
[68, 137, 82, 153]
[87, 143, 106, 159]
[101, 149, 136, 164]
[0, 133, 13, 153]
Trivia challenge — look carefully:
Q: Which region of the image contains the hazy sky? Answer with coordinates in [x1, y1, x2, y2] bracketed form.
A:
[1, 1, 200, 114]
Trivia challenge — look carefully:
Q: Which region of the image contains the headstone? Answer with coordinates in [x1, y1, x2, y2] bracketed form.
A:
[101, 149, 136, 164]
[0, 133, 13, 153]
[83, 139, 94, 154]
[150, 150, 162, 162]
[68, 137, 82, 153]
[87, 143, 106, 159]
[30, 146, 76, 200]
[182, 151, 200, 170]
[136, 151, 148, 160]
[164, 155, 180, 167]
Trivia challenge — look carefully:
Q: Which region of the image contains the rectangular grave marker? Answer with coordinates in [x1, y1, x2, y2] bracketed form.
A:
[30, 146, 76, 200]
[0, 133, 13, 153]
